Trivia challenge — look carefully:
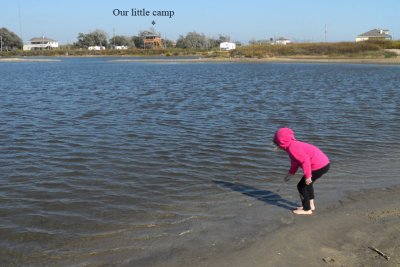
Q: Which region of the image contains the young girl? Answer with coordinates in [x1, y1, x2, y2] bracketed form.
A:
[273, 128, 330, 215]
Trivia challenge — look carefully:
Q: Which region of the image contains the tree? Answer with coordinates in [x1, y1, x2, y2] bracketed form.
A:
[0, 28, 23, 51]
[110, 35, 135, 48]
[176, 32, 208, 49]
[208, 34, 231, 49]
[163, 39, 175, 48]
[218, 34, 230, 44]
[74, 29, 109, 48]
[131, 36, 142, 49]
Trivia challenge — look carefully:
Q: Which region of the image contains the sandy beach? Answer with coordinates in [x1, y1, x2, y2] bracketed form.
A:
[0, 57, 61, 62]
[108, 56, 400, 65]
[144, 187, 400, 267]
[193, 187, 400, 267]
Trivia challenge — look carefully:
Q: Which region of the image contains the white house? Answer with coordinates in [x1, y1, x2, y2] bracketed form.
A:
[23, 36, 59, 50]
[220, 42, 236, 51]
[88, 46, 106, 50]
[114, 45, 128, 50]
[275, 37, 291, 45]
[355, 29, 392, 42]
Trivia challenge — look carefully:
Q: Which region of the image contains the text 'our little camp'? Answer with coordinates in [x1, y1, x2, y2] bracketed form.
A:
[113, 8, 175, 18]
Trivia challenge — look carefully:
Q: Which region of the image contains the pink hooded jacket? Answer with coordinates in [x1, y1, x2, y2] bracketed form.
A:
[274, 128, 329, 179]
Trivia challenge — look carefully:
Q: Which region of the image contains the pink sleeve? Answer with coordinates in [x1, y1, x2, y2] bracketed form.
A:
[289, 156, 300, 175]
[288, 145, 312, 179]
[301, 157, 312, 179]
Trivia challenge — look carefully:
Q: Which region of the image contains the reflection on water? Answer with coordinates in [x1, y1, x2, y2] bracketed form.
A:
[0, 58, 400, 265]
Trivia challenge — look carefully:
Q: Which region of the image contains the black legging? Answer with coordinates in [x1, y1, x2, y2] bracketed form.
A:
[297, 164, 330, 211]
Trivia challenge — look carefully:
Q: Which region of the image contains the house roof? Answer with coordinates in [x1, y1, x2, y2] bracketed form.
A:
[276, 37, 290, 41]
[358, 29, 391, 38]
[30, 37, 57, 42]
[142, 31, 160, 38]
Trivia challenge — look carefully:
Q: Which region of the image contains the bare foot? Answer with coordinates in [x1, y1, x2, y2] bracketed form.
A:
[293, 209, 313, 215]
[297, 206, 315, 211]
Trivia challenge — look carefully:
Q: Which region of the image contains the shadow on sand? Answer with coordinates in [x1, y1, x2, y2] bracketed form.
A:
[214, 180, 298, 211]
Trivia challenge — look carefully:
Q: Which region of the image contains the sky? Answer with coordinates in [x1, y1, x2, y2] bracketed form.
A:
[1, 0, 399, 44]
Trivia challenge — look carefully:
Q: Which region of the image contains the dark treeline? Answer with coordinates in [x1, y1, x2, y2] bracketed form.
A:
[73, 29, 231, 49]
[0, 28, 23, 51]
[0, 27, 232, 50]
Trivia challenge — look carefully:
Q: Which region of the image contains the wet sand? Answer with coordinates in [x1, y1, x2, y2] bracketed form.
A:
[203, 187, 400, 267]
[148, 187, 400, 267]
[0, 58, 61, 62]
[2, 56, 399, 64]
[108, 56, 400, 65]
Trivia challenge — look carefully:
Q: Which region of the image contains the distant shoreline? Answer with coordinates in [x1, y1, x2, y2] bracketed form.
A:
[0, 57, 62, 62]
[1, 56, 400, 64]
[108, 56, 400, 65]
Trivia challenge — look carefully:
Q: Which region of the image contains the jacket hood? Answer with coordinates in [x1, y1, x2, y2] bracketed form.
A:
[274, 128, 295, 149]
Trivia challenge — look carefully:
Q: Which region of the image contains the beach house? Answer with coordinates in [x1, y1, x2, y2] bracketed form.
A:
[143, 31, 164, 49]
[275, 37, 291, 45]
[88, 46, 106, 50]
[220, 42, 236, 51]
[23, 36, 59, 50]
[355, 29, 392, 42]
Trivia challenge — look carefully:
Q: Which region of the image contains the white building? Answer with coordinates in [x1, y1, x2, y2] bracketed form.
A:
[220, 42, 236, 51]
[23, 37, 59, 51]
[88, 46, 106, 50]
[114, 45, 128, 50]
[355, 29, 392, 42]
[275, 37, 291, 45]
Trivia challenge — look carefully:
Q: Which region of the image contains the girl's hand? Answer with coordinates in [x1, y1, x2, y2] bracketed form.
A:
[305, 178, 312, 185]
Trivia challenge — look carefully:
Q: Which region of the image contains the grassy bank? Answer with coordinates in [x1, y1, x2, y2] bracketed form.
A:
[232, 41, 400, 58]
[1, 40, 399, 59]
[0, 47, 204, 57]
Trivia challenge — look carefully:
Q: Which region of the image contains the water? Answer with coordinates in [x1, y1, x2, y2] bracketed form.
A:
[1, 58, 400, 266]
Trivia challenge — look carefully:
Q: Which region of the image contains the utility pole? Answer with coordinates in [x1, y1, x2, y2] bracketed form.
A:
[113, 28, 115, 48]
[0, 36, 2, 52]
[324, 24, 327, 42]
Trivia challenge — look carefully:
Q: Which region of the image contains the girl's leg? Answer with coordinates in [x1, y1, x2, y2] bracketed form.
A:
[308, 164, 330, 209]
[296, 177, 312, 211]
[294, 179, 312, 214]
[308, 184, 316, 210]
[297, 187, 315, 210]
[296, 164, 330, 213]
[296, 202, 315, 211]
[308, 183, 315, 200]
[310, 199, 315, 210]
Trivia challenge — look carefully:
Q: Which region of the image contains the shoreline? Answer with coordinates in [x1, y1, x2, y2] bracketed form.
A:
[1, 55, 400, 64]
[190, 186, 400, 267]
[0, 57, 62, 62]
[109, 56, 400, 65]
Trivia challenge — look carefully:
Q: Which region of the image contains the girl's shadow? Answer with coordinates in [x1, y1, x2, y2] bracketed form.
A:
[213, 180, 297, 211]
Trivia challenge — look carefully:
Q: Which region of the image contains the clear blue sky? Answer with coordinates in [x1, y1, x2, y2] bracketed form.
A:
[1, 0, 399, 44]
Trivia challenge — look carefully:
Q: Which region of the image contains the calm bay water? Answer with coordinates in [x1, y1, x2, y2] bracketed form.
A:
[1, 58, 400, 266]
